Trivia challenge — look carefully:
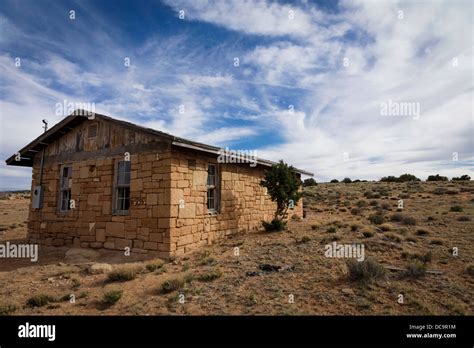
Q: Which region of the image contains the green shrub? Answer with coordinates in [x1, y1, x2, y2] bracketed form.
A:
[303, 178, 317, 187]
[60, 293, 73, 302]
[457, 216, 470, 222]
[103, 290, 122, 305]
[326, 226, 337, 233]
[346, 258, 386, 283]
[404, 262, 426, 278]
[262, 219, 287, 232]
[107, 266, 140, 282]
[362, 230, 374, 238]
[198, 256, 217, 266]
[430, 239, 443, 245]
[368, 214, 385, 225]
[450, 205, 463, 212]
[351, 208, 362, 215]
[196, 269, 222, 282]
[356, 200, 368, 208]
[398, 173, 421, 182]
[401, 251, 432, 264]
[260, 160, 302, 224]
[466, 264, 474, 276]
[416, 229, 430, 236]
[380, 174, 420, 182]
[380, 176, 399, 183]
[402, 216, 416, 225]
[427, 174, 448, 182]
[159, 277, 187, 294]
[391, 213, 405, 222]
[432, 187, 447, 195]
[452, 175, 471, 181]
[27, 294, 55, 307]
[297, 236, 311, 244]
[0, 303, 17, 315]
[146, 261, 164, 272]
[364, 191, 375, 198]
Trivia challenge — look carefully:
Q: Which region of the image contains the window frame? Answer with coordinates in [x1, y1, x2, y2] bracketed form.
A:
[113, 159, 131, 215]
[87, 122, 98, 139]
[206, 163, 219, 213]
[58, 164, 72, 213]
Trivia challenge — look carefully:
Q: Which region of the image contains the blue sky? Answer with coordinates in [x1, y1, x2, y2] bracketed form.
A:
[0, 0, 472, 190]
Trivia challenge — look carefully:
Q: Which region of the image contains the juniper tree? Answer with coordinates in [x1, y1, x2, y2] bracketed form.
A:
[260, 160, 302, 231]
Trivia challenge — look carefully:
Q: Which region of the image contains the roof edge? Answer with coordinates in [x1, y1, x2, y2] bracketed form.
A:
[171, 140, 314, 176]
[5, 110, 315, 176]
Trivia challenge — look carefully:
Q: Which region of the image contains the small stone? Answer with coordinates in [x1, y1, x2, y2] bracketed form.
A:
[88, 263, 113, 274]
[341, 288, 354, 296]
[65, 248, 100, 262]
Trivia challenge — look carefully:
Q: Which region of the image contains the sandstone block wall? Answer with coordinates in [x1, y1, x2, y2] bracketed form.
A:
[28, 150, 173, 258]
[167, 150, 303, 256]
[27, 146, 303, 258]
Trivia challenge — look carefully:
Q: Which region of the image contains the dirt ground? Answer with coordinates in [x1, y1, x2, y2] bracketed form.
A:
[0, 181, 472, 315]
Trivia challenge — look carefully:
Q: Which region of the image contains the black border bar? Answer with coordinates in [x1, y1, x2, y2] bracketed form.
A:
[0, 315, 472, 346]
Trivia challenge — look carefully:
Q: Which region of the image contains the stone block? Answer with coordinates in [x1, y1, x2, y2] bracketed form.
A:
[146, 193, 158, 206]
[105, 222, 125, 238]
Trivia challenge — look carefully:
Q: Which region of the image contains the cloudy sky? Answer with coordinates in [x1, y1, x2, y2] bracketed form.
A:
[0, 0, 472, 190]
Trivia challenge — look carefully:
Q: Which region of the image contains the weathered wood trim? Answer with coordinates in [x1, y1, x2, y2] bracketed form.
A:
[43, 141, 170, 165]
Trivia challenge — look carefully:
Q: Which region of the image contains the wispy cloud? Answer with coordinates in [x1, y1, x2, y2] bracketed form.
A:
[0, 0, 472, 190]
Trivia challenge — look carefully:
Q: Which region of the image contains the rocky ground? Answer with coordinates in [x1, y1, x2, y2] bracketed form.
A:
[0, 181, 472, 315]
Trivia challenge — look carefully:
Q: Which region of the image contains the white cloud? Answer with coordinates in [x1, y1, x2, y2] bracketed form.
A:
[194, 126, 258, 146]
[1, 0, 472, 189]
[164, 0, 316, 38]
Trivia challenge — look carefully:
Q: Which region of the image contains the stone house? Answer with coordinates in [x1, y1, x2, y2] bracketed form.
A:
[5, 111, 313, 258]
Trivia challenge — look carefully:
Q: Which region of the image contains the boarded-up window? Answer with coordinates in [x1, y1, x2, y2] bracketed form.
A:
[59, 165, 72, 212]
[87, 123, 98, 138]
[207, 164, 218, 212]
[113, 160, 131, 214]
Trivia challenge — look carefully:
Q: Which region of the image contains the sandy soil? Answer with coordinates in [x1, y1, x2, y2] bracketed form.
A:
[0, 181, 472, 315]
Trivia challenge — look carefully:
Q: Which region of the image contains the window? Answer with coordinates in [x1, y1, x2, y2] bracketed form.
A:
[59, 165, 72, 212]
[114, 160, 131, 214]
[207, 164, 218, 212]
[87, 123, 98, 138]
